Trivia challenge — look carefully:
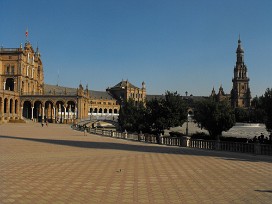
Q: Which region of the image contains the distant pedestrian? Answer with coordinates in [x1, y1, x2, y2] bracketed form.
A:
[46, 121, 48, 127]
[41, 123, 44, 127]
[84, 125, 87, 136]
[253, 136, 257, 143]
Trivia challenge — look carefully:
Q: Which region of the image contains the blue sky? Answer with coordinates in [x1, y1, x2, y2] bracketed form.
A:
[1, 0, 271, 97]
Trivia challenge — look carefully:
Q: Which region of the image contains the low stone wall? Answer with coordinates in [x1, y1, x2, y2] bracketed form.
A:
[72, 125, 272, 156]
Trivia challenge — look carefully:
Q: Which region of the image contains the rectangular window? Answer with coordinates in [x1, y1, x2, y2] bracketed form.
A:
[11, 66, 15, 74]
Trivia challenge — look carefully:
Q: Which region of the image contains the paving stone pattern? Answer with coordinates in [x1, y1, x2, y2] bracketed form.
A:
[0, 123, 271, 203]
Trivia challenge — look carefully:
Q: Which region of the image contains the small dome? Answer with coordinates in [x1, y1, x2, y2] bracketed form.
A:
[236, 38, 244, 53]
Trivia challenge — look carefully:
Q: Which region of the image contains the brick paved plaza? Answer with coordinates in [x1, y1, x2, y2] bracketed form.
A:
[0, 123, 272, 203]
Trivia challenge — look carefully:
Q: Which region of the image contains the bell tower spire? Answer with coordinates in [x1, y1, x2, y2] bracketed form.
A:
[231, 36, 251, 108]
[236, 35, 244, 63]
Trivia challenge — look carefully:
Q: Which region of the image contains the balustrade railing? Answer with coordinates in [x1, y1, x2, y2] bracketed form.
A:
[220, 141, 255, 153]
[189, 139, 216, 150]
[72, 125, 272, 156]
[0, 48, 21, 52]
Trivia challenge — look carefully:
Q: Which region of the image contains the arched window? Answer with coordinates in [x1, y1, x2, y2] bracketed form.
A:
[6, 64, 10, 74]
[4, 98, 8, 113]
[10, 99, 13, 113]
[15, 100, 18, 114]
[5, 78, 14, 91]
[104, 109, 107, 113]
[99, 108, 102, 113]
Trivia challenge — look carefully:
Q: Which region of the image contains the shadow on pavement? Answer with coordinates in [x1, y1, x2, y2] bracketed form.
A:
[254, 190, 272, 193]
[0, 135, 271, 163]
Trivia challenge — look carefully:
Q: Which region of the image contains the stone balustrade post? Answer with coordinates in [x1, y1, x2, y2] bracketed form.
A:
[254, 143, 261, 155]
[31, 107, 34, 120]
[215, 141, 220, 150]
[181, 136, 190, 147]
[42, 107, 45, 123]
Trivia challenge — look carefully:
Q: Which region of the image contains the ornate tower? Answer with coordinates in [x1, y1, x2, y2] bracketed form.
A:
[231, 37, 251, 108]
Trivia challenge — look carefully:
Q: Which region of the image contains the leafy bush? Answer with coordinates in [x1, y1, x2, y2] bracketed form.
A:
[219, 136, 248, 143]
[169, 131, 185, 137]
[191, 132, 249, 143]
[190, 132, 213, 140]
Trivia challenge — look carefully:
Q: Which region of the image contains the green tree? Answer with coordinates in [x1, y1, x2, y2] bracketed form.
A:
[235, 108, 249, 122]
[118, 99, 147, 132]
[163, 91, 188, 129]
[262, 88, 272, 132]
[118, 91, 188, 134]
[146, 97, 166, 133]
[194, 99, 235, 141]
[146, 91, 188, 134]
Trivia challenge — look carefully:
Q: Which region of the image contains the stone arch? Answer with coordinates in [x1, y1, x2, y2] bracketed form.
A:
[34, 100, 43, 122]
[109, 109, 113, 114]
[45, 100, 54, 122]
[104, 108, 107, 114]
[67, 100, 76, 120]
[114, 109, 118, 114]
[188, 108, 194, 116]
[99, 108, 102, 113]
[94, 108, 98, 113]
[56, 100, 65, 123]
[23, 101, 32, 119]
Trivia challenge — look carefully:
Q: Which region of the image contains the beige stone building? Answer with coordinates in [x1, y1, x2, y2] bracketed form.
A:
[106, 80, 146, 105]
[0, 41, 146, 124]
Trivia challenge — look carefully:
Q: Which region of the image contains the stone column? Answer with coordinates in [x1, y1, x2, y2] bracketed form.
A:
[14, 82, 16, 92]
[42, 106, 45, 123]
[53, 107, 56, 123]
[0, 100, 3, 122]
[11, 100, 15, 119]
[75, 107, 78, 119]
[31, 107, 34, 120]
[20, 106, 23, 119]
[64, 106, 67, 123]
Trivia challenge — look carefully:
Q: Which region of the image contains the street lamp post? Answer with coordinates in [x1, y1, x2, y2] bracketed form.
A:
[185, 91, 189, 136]
[90, 108, 92, 122]
[77, 97, 79, 121]
[186, 112, 189, 136]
